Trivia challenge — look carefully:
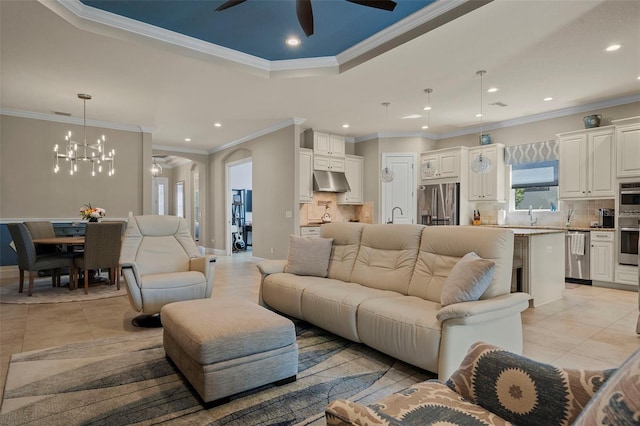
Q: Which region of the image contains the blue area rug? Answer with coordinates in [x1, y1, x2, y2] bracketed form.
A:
[0, 321, 433, 425]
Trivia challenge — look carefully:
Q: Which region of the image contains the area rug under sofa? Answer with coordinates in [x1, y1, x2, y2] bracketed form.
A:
[0, 320, 433, 425]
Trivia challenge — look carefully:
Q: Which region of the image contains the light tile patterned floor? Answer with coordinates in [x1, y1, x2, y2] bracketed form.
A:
[1, 251, 638, 403]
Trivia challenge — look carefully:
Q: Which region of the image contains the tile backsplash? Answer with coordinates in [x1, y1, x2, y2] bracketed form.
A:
[299, 192, 373, 224]
[473, 199, 616, 228]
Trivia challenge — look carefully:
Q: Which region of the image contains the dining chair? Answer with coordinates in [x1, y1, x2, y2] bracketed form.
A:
[24, 221, 57, 255]
[73, 222, 123, 294]
[7, 223, 73, 296]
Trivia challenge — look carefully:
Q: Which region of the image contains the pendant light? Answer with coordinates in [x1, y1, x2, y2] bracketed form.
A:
[151, 156, 163, 177]
[53, 94, 115, 177]
[380, 102, 395, 182]
[471, 70, 492, 174]
[420, 88, 438, 178]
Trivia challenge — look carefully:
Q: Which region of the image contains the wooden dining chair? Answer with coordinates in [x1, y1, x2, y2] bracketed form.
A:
[73, 222, 123, 294]
[7, 223, 73, 296]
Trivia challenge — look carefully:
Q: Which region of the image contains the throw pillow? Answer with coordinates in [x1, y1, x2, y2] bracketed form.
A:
[284, 235, 333, 277]
[441, 252, 494, 306]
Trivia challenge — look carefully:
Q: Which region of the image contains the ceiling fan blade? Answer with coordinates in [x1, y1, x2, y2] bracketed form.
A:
[215, 0, 247, 12]
[296, 0, 314, 36]
[346, 0, 397, 12]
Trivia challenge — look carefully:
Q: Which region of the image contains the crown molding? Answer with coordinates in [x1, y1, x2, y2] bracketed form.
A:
[152, 145, 209, 155]
[438, 93, 640, 140]
[0, 108, 146, 133]
[209, 117, 306, 154]
[40, 0, 473, 77]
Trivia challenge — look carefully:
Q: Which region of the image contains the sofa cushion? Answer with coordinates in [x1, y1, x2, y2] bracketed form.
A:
[284, 235, 333, 277]
[447, 342, 614, 426]
[357, 296, 441, 373]
[320, 222, 366, 282]
[262, 273, 338, 319]
[301, 281, 400, 342]
[573, 346, 640, 426]
[440, 252, 495, 306]
[350, 224, 423, 294]
[409, 226, 514, 302]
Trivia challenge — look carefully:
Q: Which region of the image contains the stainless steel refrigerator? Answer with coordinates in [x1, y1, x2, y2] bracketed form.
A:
[418, 183, 460, 226]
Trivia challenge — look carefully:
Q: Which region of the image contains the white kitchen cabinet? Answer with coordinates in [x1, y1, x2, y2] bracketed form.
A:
[558, 127, 614, 199]
[420, 147, 464, 180]
[338, 155, 363, 204]
[468, 144, 505, 201]
[614, 118, 640, 178]
[314, 155, 345, 172]
[299, 148, 313, 203]
[305, 130, 345, 157]
[590, 231, 614, 282]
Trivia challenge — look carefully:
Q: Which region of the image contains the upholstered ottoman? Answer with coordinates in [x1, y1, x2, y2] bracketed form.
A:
[161, 298, 298, 406]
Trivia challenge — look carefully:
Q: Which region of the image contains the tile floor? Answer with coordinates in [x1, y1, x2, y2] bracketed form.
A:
[1, 251, 639, 403]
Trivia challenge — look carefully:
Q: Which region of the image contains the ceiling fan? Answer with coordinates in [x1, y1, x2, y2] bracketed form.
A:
[215, 0, 397, 37]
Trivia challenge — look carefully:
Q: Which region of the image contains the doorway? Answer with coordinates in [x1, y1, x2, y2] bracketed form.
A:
[381, 153, 416, 224]
[226, 159, 252, 255]
[152, 177, 169, 215]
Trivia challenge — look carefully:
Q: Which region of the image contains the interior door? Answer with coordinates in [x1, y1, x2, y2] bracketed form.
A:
[381, 153, 416, 224]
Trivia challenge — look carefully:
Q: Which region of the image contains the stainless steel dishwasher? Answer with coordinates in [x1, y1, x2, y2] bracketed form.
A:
[565, 231, 591, 283]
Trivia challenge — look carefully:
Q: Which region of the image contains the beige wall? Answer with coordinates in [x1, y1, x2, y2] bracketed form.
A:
[0, 115, 147, 220]
[209, 124, 299, 259]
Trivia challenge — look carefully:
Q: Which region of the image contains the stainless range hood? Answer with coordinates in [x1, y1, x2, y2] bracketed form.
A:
[313, 170, 351, 193]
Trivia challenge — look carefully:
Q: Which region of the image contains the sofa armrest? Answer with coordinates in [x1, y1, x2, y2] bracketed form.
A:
[436, 292, 530, 323]
[325, 399, 391, 426]
[256, 259, 287, 276]
[447, 342, 615, 426]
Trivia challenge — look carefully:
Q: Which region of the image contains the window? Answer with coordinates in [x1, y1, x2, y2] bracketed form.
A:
[511, 160, 558, 211]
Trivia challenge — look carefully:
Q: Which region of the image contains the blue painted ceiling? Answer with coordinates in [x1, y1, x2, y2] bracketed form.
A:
[81, 0, 434, 60]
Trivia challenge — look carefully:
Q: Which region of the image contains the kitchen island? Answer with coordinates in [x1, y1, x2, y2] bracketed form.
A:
[506, 228, 566, 307]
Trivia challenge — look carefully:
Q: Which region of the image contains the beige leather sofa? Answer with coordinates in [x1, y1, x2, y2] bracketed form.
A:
[257, 223, 530, 379]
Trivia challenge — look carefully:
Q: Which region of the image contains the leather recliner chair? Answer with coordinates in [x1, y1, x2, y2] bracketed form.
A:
[119, 215, 216, 327]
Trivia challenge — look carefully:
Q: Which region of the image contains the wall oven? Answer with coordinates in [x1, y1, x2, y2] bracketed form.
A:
[618, 183, 640, 266]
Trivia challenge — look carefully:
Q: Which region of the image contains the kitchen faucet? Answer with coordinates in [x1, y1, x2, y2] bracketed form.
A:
[388, 207, 403, 224]
[528, 205, 537, 226]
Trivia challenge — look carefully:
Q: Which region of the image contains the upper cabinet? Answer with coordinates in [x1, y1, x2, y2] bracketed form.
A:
[299, 148, 313, 203]
[420, 147, 466, 180]
[338, 155, 364, 204]
[468, 144, 505, 201]
[558, 127, 614, 199]
[305, 130, 345, 157]
[614, 117, 640, 178]
[313, 156, 345, 172]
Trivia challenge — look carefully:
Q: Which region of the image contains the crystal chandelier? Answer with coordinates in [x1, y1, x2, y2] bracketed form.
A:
[151, 156, 163, 177]
[471, 70, 492, 174]
[53, 94, 115, 176]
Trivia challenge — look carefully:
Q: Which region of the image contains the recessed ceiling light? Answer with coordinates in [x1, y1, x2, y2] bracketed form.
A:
[487, 87, 498, 93]
[605, 44, 621, 52]
[342, 124, 349, 128]
[421, 125, 429, 129]
[402, 114, 422, 119]
[423, 106, 432, 111]
[214, 122, 222, 127]
[285, 37, 301, 47]
[544, 97, 553, 101]
[475, 113, 483, 118]
[184, 138, 191, 142]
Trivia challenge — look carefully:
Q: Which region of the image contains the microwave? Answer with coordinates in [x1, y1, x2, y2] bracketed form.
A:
[619, 182, 640, 213]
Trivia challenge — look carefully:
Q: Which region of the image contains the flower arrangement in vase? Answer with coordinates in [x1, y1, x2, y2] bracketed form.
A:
[80, 204, 106, 222]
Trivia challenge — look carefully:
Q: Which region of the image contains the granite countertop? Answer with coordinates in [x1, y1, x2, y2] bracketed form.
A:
[483, 225, 615, 235]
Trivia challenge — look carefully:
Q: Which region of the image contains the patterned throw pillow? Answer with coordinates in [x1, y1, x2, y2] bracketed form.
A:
[447, 342, 614, 426]
[284, 235, 333, 277]
[572, 347, 640, 425]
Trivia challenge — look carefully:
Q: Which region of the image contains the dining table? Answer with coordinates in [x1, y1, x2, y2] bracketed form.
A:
[32, 236, 108, 288]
